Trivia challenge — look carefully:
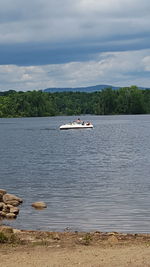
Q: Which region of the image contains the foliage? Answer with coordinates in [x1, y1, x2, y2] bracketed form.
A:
[0, 86, 150, 118]
[82, 233, 92, 246]
[0, 232, 22, 244]
[0, 232, 8, 243]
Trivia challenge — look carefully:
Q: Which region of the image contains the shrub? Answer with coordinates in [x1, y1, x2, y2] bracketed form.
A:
[0, 232, 8, 243]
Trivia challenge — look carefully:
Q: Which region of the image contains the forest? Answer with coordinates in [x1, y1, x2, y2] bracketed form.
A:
[0, 86, 150, 118]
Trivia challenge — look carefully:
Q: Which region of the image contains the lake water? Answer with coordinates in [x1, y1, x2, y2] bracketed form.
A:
[0, 115, 150, 233]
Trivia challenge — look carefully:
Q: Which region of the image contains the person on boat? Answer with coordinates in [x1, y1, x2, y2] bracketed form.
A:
[76, 118, 81, 123]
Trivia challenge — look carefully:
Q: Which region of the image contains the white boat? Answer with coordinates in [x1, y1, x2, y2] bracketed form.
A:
[60, 119, 93, 130]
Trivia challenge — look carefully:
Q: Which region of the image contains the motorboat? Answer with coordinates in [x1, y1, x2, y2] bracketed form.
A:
[60, 119, 93, 130]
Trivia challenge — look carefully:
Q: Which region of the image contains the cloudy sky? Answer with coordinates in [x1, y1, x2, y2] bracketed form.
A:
[0, 0, 150, 91]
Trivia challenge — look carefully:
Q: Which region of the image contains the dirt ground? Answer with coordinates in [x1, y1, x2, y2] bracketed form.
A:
[0, 229, 150, 267]
[1, 244, 150, 267]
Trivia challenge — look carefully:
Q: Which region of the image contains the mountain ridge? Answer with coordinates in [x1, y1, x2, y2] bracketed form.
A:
[43, 84, 120, 93]
[43, 84, 150, 93]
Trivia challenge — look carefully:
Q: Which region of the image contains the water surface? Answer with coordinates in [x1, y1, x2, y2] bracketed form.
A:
[0, 115, 150, 233]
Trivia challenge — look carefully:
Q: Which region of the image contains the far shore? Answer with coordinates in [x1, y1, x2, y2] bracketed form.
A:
[0, 226, 150, 266]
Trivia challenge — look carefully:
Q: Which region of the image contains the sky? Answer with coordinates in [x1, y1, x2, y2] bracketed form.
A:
[0, 0, 150, 91]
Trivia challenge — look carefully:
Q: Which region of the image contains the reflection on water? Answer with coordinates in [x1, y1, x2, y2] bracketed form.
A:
[0, 115, 150, 233]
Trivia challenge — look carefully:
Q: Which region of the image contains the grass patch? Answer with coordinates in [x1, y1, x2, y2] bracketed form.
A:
[0, 232, 23, 245]
[82, 233, 92, 246]
[0, 232, 8, 243]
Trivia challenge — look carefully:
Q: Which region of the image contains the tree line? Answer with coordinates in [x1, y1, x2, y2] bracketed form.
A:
[0, 86, 150, 118]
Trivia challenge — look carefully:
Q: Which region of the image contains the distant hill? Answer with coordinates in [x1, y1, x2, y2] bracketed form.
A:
[0, 85, 149, 96]
[43, 84, 120, 93]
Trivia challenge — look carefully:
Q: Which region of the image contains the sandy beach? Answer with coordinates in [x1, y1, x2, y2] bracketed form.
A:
[0, 228, 150, 266]
[1, 244, 150, 267]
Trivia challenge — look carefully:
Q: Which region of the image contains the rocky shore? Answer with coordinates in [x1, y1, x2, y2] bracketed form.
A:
[0, 189, 150, 266]
[0, 188, 47, 222]
[0, 226, 150, 267]
[0, 189, 23, 220]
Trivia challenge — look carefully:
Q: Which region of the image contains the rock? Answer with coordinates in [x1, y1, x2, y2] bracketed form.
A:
[3, 193, 23, 206]
[13, 229, 22, 234]
[0, 189, 7, 195]
[2, 204, 10, 213]
[9, 207, 19, 215]
[0, 225, 13, 234]
[6, 204, 14, 208]
[0, 191, 22, 221]
[6, 204, 14, 211]
[32, 201, 47, 209]
[107, 235, 119, 244]
[0, 211, 6, 218]
[0, 189, 7, 201]
[53, 233, 60, 240]
[0, 202, 4, 211]
[0, 189, 7, 196]
[8, 200, 21, 207]
[5, 213, 17, 219]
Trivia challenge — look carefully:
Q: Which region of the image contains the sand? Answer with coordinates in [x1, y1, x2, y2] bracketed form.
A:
[1, 244, 150, 267]
[0, 229, 150, 266]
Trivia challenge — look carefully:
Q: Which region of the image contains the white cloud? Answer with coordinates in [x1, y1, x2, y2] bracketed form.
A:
[0, 49, 150, 91]
[0, 0, 150, 88]
[142, 56, 150, 71]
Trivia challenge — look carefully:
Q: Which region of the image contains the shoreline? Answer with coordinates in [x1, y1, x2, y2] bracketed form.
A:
[1, 224, 150, 246]
[1, 226, 150, 266]
[1, 189, 150, 265]
[1, 224, 150, 243]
